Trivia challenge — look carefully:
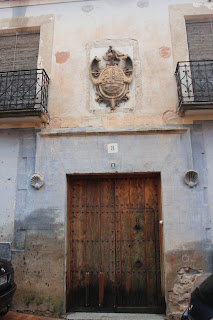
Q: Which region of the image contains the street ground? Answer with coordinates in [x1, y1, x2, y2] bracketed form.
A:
[1, 312, 62, 320]
[67, 313, 166, 319]
[1, 312, 167, 320]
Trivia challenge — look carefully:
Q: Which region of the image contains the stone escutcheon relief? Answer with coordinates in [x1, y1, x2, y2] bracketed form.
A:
[90, 46, 133, 110]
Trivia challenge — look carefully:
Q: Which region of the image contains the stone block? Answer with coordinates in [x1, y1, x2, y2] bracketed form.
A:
[0, 242, 11, 260]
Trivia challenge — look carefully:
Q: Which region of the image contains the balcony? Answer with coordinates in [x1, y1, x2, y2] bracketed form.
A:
[0, 69, 49, 124]
[175, 60, 213, 116]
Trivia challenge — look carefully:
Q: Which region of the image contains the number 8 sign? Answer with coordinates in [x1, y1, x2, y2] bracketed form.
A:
[108, 143, 118, 153]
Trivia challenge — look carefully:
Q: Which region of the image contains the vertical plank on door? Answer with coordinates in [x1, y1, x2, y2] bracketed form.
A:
[100, 178, 115, 308]
[144, 177, 161, 307]
[70, 178, 87, 307]
[130, 178, 146, 307]
[85, 179, 101, 307]
[115, 178, 131, 307]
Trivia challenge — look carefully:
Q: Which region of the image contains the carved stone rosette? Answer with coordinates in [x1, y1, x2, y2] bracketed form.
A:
[90, 46, 133, 110]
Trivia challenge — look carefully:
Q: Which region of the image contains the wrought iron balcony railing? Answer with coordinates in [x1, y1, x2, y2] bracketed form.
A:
[0, 69, 49, 114]
[175, 60, 213, 115]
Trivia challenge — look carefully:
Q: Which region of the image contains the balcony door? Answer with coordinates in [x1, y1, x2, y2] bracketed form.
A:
[67, 175, 164, 313]
[0, 32, 40, 109]
[186, 20, 213, 101]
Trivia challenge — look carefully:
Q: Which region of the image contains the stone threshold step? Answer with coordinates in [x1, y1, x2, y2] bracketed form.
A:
[66, 313, 166, 320]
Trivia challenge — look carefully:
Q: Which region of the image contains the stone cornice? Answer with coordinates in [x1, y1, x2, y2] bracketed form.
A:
[0, 0, 98, 9]
[37, 126, 189, 137]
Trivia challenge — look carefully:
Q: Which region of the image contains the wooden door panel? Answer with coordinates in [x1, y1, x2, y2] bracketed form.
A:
[115, 178, 147, 307]
[99, 179, 115, 308]
[67, 175, 163, 312]
[144, 178, 161, 308]
[115, 178, 130, 208]
[115, 177, 161, 310]
[84, 179, 101, 308]
[69, 178, 115, 310]
[69, 179, 87, 307]
[70, 179, 101, 309]
[129, 178, 145, 208]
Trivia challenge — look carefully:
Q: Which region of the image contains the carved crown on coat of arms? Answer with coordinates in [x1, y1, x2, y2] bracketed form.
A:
[90, 46, 134, 110]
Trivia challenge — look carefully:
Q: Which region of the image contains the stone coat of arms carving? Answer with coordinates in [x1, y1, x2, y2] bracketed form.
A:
[90, 46, 133, 110]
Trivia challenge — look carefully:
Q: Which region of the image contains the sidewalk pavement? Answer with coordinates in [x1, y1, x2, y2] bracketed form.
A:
[1, 311, 62, 320]
[66, 312, 166, 320]
[1, 311, 167, 320]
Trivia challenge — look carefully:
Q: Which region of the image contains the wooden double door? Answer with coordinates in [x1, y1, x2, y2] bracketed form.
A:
[67, 175, 163, 313]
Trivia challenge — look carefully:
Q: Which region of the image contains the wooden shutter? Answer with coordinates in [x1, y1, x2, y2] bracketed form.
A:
[0, 32, 40, 71]
[186, 20, 213, 60]
[185, 20, 213, 101]
[0, 32, 40, 109]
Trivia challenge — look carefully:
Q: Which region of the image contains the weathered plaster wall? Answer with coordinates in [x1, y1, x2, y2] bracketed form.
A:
[0, 128, 63, 313]
[0, 125, 211, 318]
[0, 1, 213, 319]
[10, 126, 205, 318]
[203, 121, 213, 240]
[7, 128, 64, 314]
[0, 131, 19, 259]
[165, 121, 213, 319]
[1, 0, 213, 129]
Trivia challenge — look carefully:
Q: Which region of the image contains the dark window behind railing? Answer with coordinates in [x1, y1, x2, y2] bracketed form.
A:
[175, 60, 213, 108]
[0, 69, 49, 112]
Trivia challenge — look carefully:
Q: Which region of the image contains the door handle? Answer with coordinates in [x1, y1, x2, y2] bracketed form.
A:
[134, 217, 141, 230]
[135, 259, 142, 268]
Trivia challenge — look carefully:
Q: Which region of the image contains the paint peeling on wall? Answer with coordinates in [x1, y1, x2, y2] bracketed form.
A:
[49, 117, 62, 128]
[137, 0, 149, 8]
[81, 5, 94, 13]
[159, 47, 171, 59]
[55, 52, 70, 64]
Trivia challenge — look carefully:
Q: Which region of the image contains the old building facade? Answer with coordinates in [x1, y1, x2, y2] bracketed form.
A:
[0, 0, 213, 319]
